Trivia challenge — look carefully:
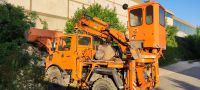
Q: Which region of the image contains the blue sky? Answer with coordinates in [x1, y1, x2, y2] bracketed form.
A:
[156, 0, 200, 26]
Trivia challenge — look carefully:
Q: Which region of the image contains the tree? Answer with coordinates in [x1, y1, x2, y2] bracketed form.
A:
[0, 3, 46, 89]
[65, 4, 126, 34]
[0, 3, 36, 43]
[166, 25, 178, 47]
[196, 26, 200, 36]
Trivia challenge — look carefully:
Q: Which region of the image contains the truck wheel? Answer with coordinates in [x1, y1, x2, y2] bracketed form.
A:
[92, 78, 117, 90]
[46, 66, 66, 90]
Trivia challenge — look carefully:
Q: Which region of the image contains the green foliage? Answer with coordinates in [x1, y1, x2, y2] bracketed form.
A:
[166, 26, 178, 47]
[160, 26, 200, 66]
[0, 3, 46, 89]
[41, 20, 48, 29]
[196, 26, 200, 36]
[159, 26, 179, 66]
[38, 18, 48, 29]
[65, 4, 126, 34]
[160, 26, 190, 66]
[183, 26, 200, 60]
[0, 3, 36, 43]
[0, 43, 46, 89]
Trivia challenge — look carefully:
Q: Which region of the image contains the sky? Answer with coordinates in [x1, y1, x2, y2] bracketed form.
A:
[156, 0, 200, 26]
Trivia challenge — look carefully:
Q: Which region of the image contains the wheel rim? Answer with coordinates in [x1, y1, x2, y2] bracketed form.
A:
[96, 84, 110, 90]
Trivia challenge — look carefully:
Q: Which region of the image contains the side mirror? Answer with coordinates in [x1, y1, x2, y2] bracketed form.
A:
[122, 4, 128, 10]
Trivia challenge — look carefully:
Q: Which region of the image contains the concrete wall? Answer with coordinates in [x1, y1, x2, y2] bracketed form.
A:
[176, 31, 187, 37]
[166, 17, 173, 26]
[5, 0, 140, 31]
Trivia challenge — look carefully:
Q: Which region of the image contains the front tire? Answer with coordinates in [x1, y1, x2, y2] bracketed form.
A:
[45, 66, 66, 90]
[92, 77, 117, 90]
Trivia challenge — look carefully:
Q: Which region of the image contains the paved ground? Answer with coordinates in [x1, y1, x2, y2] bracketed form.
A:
[154, 61, 200, 90]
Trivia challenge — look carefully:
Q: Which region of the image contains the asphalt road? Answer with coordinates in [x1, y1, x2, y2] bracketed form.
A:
[154, 61, 200, 90]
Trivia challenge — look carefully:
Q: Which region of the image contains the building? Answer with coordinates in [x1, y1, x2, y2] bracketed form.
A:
[4, 0, 141, 31]
[165, 10, 196, 37]
[3, 0, 196, 36]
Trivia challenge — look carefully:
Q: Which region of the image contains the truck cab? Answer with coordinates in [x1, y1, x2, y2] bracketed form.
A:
[126, 2, 166, 49]
[45, 34, 95, 80]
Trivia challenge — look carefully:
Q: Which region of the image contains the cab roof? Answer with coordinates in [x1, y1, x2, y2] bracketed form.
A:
[128, 1, 165, 10]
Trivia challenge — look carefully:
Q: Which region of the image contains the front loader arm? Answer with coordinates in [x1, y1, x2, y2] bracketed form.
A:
[25, 28, 64, 54]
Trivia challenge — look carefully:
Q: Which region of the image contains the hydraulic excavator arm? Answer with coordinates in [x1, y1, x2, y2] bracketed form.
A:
[75, 15, 128, 53]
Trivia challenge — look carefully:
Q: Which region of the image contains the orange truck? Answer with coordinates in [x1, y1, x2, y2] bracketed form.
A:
[26, 2, 166, 90]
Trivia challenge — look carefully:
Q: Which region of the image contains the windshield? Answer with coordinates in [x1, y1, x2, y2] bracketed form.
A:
[78, 36, 91, 45]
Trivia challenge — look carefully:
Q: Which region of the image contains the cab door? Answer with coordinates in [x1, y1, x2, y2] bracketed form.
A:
[52, 36, 77, 70]
[76, 35, 94, 60]
[128, 7, 144, 41]
[143, 5, 154, 47]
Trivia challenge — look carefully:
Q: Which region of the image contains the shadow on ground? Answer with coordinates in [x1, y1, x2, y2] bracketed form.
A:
[162, 65, 200, 80]
[180, 67, 200, 79]
[167, 77, 200, 90]
[154, 77, 200, 90]
[47, 82, 79, 90]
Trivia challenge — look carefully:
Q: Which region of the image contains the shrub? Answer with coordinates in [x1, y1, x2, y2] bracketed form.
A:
[0, 3, 36, 43]
[159, 26, 189, 66]
[159, 26, 178, 66]
[0, 2, 46, 89]
[160, 26, 200, 66]
[183, 27, 200, 60]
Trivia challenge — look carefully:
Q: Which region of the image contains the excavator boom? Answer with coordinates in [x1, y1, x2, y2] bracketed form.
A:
[75, 15, 128, 53]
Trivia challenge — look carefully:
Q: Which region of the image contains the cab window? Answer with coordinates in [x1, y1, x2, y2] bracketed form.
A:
[130, 8, 142, 26]
[146, 5, 153, 24]
[78, 36, 91, 45]
[59, 37, 71, 51]
[159, 7, 165, 26]
[64, 37, 71, 49]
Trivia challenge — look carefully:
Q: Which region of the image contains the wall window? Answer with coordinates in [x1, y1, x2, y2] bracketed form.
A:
[59, 37, 72, 51]
[146, 5, 153, 24]
[130, 8, 142, 26]
[159, 7, 165, 26]
[174, 20, 196, 35]
[166, 12, 173, 18]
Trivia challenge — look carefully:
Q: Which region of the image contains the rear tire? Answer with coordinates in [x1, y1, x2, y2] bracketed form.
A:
[92, 77, 117, 90]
